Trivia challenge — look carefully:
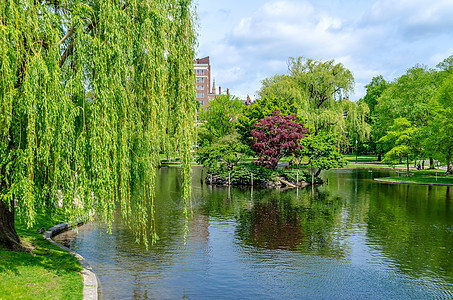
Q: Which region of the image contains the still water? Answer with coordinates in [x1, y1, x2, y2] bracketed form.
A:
[62, 167, 453, 299]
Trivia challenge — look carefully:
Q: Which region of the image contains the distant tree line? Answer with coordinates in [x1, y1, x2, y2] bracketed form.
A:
[196, 55, 453, 184]
[360, 56, 453, 174]
[196, 57, 363, 183]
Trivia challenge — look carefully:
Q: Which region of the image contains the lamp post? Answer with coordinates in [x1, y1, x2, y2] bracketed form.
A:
[355, 140, 358, 164]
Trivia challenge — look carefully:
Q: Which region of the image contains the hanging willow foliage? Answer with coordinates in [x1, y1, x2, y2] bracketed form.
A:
[0, 0, 196, 248]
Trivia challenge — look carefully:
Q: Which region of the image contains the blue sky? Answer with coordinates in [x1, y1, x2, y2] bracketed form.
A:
[195, 0, 453, 100]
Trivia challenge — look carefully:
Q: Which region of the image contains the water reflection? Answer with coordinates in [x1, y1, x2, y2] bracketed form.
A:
[65, 167, 453, 299]
[235, 195, 304, 250]
[234, 188, 349, 260]
[366, 184, 453, 284]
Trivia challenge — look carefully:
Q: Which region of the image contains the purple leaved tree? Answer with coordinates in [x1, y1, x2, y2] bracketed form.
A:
[251, 111, 309, 170]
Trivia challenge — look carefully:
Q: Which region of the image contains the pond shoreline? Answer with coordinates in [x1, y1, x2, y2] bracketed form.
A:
[68, 167, 453, 299]
[203, 173, 323, 188]
[44, 220, 100, 300]
[374, 178, 453, 186]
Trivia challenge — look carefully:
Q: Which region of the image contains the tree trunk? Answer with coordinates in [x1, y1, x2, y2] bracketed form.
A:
[378, 153, 381, 161]
[447, 166, 453, 175]
[314, 168, 322, 178]
[446, 152, 453, 175]
[429, 157, 435, 169]
[0, 199, 25, 251]
[0, 121, 25, 251]
[406, 155, 410, 176]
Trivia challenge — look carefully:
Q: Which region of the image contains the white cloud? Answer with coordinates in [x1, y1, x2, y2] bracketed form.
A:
[230, 1, 352, 55]
[365, 0, 453, 40]
[197, 0, 453, 100]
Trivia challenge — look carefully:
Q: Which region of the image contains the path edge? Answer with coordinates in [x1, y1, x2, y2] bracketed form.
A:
[43, 220, 99, 300]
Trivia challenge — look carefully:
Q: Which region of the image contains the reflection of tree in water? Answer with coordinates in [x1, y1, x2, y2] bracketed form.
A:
[236, 197, 304, 250]
[235, 188, 347, 258]
[367, 185, 453, 283]
[299, 190, 347, 258]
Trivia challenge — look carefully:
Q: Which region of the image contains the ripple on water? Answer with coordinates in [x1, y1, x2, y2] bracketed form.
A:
[67, 168, 453, 299]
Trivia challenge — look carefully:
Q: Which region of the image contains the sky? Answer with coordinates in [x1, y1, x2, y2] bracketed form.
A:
[195, 0, 453, 101]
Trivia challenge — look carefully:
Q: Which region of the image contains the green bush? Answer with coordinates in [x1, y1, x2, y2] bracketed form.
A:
[229, 163, 278, 185]
[277, 168, 309, 182]
[208, 162, 313, 186]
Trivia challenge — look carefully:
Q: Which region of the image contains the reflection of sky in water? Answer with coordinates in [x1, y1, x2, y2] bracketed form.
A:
[64, 167, 453, 299]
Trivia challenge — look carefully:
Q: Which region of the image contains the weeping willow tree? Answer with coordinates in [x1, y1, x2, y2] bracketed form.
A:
[258, 57, 369, 144]
[258, 57, 370, 177]
[0, 0, 196, 251]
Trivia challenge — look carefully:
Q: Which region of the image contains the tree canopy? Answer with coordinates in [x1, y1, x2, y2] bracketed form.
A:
[0, 0, 197, 250]
[198, 94, 244, 139]
[362, 56, 453, 169]
[237, 95, 298, 148]
[300, 134, 345, 178]
[256, 57, 366, 176]
[257, 57, 369, 148]
[251, 111, 309, 170]
[378, 118, 418, 175]
[196, 132, 247, 173]
[428, 74, 453, 174]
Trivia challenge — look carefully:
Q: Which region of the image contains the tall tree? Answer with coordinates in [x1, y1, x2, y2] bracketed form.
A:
[287, 57, 354, 109]
[359, 75, 388, 158]
[428, 74, 453, 174]
[257, 57, 366, 176]
[258, 57, 368, 145]
[361, 75, 388, 117]
[285, 57, 355, 137]
[342, 98, 371, 154]
[374, 66, 436, 160]
[199, 94, 244, 139]
[0, 0, 196, 250]
[436, 55, 453, 77]
[237, 95, 298, 148]
[251, 111, 309, 170]
[378, 118, 419, 176]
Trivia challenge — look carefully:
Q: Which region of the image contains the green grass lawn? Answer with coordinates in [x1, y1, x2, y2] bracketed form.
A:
[376, 174, 453, 185]
[0, 214, 83, 300]
[343, 154, 379, 164]
[341, 154, 395, 169]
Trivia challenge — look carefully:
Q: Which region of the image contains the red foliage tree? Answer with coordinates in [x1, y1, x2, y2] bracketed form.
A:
[251, 111, 309, 170]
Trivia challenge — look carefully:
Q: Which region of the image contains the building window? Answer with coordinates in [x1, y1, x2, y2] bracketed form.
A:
[201, 100, 204, 105]
[197, 93, 200, 98]
[201, 70, 204, 75]
[201, 78, 205, 83]
[201, 85, 204, 90]
[196, 78, 200, 83]
[196, 70, 200, 75]
[201, 93, 204, 98]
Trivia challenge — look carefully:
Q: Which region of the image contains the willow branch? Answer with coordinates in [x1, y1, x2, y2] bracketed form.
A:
[58, 1, 129, 68]
[59, 21, 96, 68]
[58, 25, 74, 45]
[59, 40, 75, 68]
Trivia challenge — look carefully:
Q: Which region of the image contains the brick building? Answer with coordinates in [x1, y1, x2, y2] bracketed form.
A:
[194, 56, 251, 109]
[194, 56, 217, 107]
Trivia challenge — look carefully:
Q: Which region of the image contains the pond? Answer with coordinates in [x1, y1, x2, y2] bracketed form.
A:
[57, 167, 453, 299]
